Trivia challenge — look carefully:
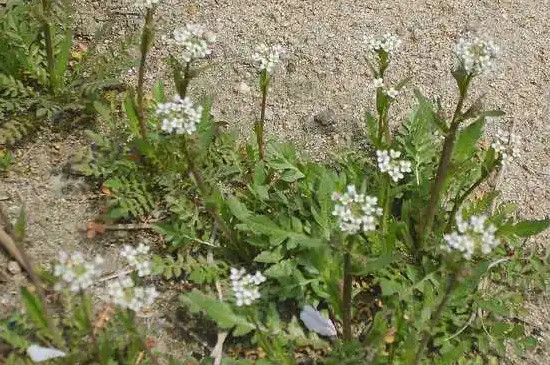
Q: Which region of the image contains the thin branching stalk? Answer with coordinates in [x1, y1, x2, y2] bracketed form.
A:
[41, 0, 56, 92]
[181, 138, 235, 245]
[417, 75, 472, 247]
[136, 8, 155, 141]
[411, 271, 459, 365]
[342, 239, 353, 341]
[445, 163, 497, 232]
[255, 71, 269, 160]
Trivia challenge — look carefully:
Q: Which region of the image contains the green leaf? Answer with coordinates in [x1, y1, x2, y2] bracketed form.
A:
[20, 287, 48, 332]
[254, 247, 283, 263]
[452, 118, 484, 161]
[226, 196, 250, 221]
[123, 93, 141, 137]
[498, 219, 550, 238]
[153, 79, 166, 103]
[352, 255, 395, 275]
[53, 29, 72, 89]
[180, 290, 254, 332]
[365, 111, 378, 145]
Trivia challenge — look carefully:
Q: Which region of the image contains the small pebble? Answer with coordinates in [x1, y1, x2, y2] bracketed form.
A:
[7, 261, 21, 275]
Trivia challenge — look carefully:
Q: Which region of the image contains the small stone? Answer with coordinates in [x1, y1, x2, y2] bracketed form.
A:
[7, 261, 21, 275]
[264, 109, 274, 121]
[233, 82, 251, 95]
[313, 109, 337, 128]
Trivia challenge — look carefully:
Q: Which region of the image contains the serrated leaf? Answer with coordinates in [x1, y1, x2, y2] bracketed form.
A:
[226, 196, 250, 221]
[20, 287, 48, 333]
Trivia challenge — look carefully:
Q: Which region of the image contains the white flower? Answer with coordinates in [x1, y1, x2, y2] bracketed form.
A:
[443, 213, 501, 259]
[156, 95, 202, 135]
[300, 305, 337, 337]
[373, 78, 384, 88]
[491, 129, 521, 165]
[332, 185, 383, 234]
[230, 268, 266, 307]
[120, 244, 153, 277]
[170, 24, 216, 63]
[134, 0, 160, 9]
[368, 34, 402, 56]
[252, 44, 285, 75]
[455, 37, 499, 75]
[376, 149, 412, 183]
[107, 276, 158, 312]
[385, 87, 399, 99]
[52, 251, 103, 292]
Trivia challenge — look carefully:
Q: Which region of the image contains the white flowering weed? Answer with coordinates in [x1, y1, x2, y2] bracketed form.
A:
[252, 44, 285, 75]
[376, 150, 412, 182]
[53, 251, 103, 292]
[443, 214, 500, 260]
[230, 268, 266, 307]
[120, 243, 152, 277]
[170, 24, 216, 63]
[491, 129, 521, 165]
[156, 95, 202, 135]
[106, 275, 158, 312]
[385, 87, 399, 99]
[368, 34, 402, 56]
[373, 78, 384, 88]
[332, 185, 383, 234]
[455, 37, 499, 75]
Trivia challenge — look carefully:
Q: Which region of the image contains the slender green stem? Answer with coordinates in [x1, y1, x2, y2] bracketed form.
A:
[417, 76, 472, 247]
[181, 138, 235, 245]
[136, 8, 155, 141]
[342, 239, 353, 341]
[41, 0, 56, 92]
[255, 71, 269, 160]
[445, 172, 490, 232]
[411, 271, 458, 365]
[381, 177, 392, 238]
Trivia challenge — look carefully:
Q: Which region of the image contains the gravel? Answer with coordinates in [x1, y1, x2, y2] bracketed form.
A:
[2, 0, 549, 363]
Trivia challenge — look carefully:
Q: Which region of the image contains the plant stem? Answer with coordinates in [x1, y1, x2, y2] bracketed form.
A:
[342, 239, 353, 341]
[381, 177, 392, 238]
[41, 0, 56, 92]
[136, 8, 155, 141]
[445, 172, 489, 232]
[255, 71, 269, 160]
[417, 76, 471, 247]
[181, 138, 235, 245]
[411, 271, 458, 365]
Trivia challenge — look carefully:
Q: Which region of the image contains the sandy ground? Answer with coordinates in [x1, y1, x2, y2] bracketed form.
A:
[1, 0, 549, 363]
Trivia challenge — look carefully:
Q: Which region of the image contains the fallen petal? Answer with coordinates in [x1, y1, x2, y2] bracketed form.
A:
[300, 305, 337, 337]
[27, 345, 67, 363]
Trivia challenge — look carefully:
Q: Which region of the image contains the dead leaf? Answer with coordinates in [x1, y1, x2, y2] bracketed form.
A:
[384, 327, 396, 344]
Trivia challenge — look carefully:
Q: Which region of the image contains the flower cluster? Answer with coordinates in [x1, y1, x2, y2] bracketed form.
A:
[170, 24, 216, 63]
[134, 0, 160, 9]
[53, 251, 103, 292]
[455, 37, 499, 75]
[368, 34, 402, 56]
[156, 95, 202, 135]
[332, 185, 383, 234]
[376, 150, 412, 182]
[373, 78, 400, 99]
[230, 268, 266, 306]
[252, 44, 285, 75]
[120, 243, 152, 277]
[491, 129, 521, 165]
[106, 276, 158, 312]
[443, 214, 500, 260]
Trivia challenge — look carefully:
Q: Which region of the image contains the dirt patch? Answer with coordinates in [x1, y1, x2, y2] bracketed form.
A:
[2, 0, 549, 363]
